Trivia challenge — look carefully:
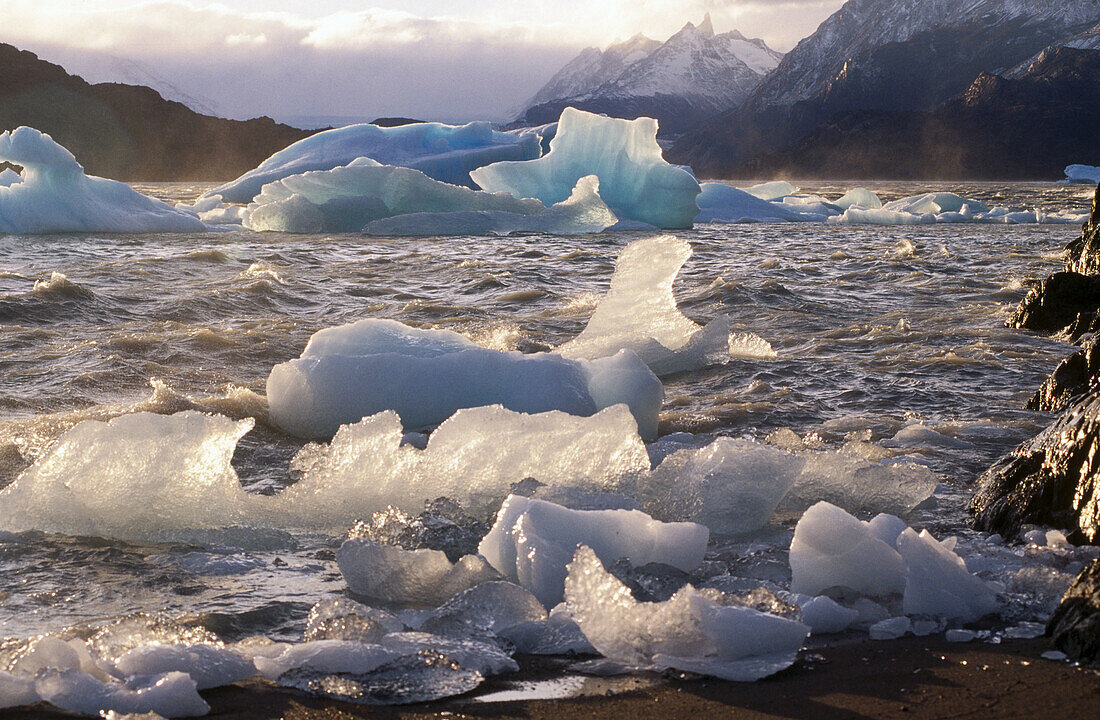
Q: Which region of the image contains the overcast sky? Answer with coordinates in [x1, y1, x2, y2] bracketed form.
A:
[2, 0, 845, 124]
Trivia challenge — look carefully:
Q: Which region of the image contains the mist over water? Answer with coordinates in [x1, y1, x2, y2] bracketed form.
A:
[0, 180, 1093, 641]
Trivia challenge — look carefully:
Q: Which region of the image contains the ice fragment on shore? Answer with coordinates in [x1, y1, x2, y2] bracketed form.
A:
[207, 120, 541, 203]
[0, 672, 37, 709]
[565, 546, 808, 681]
[35, 669, 209, 718]
[267, 318, 662, 439]
[789, 502, 906, 596]
[868, 617, 911, 640]
[363, 174, 618, 235]
[242, 157, 544, 233]
[558, 236, 743, 375]
[897, 528, 997, 621]
[480, 496, 708, 607]
[420, 582, 547, 639]
[797, 595, 859, 635]
[114, 645, 256, 690]
[0, 127, 204, 234]
[336, 539, 499, 606]
[470, 108, 701, 229]
[782, 452, 938, 517]
[304, 598, 404, 642]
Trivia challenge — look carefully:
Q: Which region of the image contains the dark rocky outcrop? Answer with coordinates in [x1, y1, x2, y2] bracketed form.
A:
[1046, 559, 1100, 664]
[0, 43, 313, 181]
[970, 392, 1100, 543]
[1066, 182, 1100, 275]
[1027, 336, 1100, 412]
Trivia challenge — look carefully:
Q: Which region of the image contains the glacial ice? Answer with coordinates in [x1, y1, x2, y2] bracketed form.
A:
[796, 595, 859, 635]
[564, 546, 809, 681]
[834, 187, 882, 210]
[639, 438, 804, 535]
[0, 167, 20, 187]
[740, 181, 797, 201]
[883, 192, 989, 215]
[336, 539, 499, 606]
[480, 495, 708, 607]
[34, 669, 209, 718]
[114, 644, 257, 690]
[470, 108, 701, 229]
[267, 318, 663, 439]
[241, 157, 543, 233]
[790, 503, 997, 622]
[869, 617, 911, 640]
[419, 581, 548, 639]
[363, 174, 618, 235]
[695, 182, 800, 223]
[789, 502, 907, 597]
[206, 120, 542, 203]
[304, 598, 405, 642]
[0, 127, 205, 234]
[1062, 164, 1100, 184]
[0, 672, 37, 709]
[781, 448, 938, 517]
[558, 235, 748, 375]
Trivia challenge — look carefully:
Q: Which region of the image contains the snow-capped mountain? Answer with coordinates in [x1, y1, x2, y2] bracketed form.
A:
[515, 15, 782, 134]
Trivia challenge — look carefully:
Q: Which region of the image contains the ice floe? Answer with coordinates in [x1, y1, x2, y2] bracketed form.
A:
[206, 120, 542, 204]
[564, 545, 809, 681]
[695, 182, 800, 223]
[0, 127, 204, 234]
[470, 108, 701, 229]
[479, 495, 708, 607]
[267, 318, 662, 439]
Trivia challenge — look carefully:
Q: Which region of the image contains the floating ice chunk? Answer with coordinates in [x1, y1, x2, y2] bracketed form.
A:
[0, 412, 256, 541]
[828, 207, 935, 225]
[896, 528, 997, 621]
[797, 596, 859, 635]
[783, 452, 938, 517]
[242, 157, 544, 233]
[639, 437, 804, 535]
[0, 671, 37, 708]
[565, 546, 808, 681]
[694, 182, 800, 223]
[834, 187, 882, 210]
[869, 616, 911, 640]
[114, 645, 256, 690]
[789, 502, 906, 596]
[883, 424, 975, 449]
[0, 168, 21, 187]
[207, 120, 542, 203]
[301, 318, 472, 359]
[1062, 165, 1100, 184]
[336, 539, 499, 606]
[883, 192, 989, 215]
[284, 404, 651, 522]
[267, 317, 662, 439]
[558, 236, 741, 376]
[740, 181, 797, 201]
[480, 495, 707, 608]
[35, 669, 209, 718]
[0, 127, 205, 234]
[471, 108, 700, 229]
[420, 581, 547, 638]
[364, 174, 618, 236]
[7, 636, 86, 677]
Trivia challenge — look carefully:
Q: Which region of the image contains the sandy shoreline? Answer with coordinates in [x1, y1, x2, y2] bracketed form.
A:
[3, 636, 1096, 719]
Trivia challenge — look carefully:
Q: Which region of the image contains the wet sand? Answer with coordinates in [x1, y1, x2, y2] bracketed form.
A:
[4, 636, 1097, 720]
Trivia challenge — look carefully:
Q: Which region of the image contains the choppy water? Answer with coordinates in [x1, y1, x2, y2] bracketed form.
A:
[0, 181, 1095, 644]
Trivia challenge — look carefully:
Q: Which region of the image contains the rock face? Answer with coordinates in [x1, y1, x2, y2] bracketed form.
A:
[1028, 337, 1100, 411]
[970, 392, 1100, 543]
[1046, 559, 1100, 663]
[0, 43, 312, 181]
[1009, 183, 1100, 338]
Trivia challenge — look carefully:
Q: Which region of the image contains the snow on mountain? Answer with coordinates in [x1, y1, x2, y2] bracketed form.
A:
[525, 34, 661, 109]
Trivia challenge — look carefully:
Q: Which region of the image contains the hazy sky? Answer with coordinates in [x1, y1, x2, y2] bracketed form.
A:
[2, 0, 845, 123]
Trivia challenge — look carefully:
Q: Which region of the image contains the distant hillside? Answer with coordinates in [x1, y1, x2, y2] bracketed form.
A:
[670, 0, 1100, 177]
[515, 15, 782, 135]
[0, 44, 314, 181]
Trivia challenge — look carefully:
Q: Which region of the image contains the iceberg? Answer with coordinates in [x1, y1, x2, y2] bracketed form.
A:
[740, 181, 797, 201]
[834, 187, 882, 210]
[558, 235, 755, 375]
[564, 545, 809, 681]
[0, 127, 204, 234]
[0, 167, 20, 187]
[363, 175, 618, 236]
[695, 182, 800, 223]
[206, 120, 542, 203]
[242, 157, 544, 233]
[470, 108, 701, 229]
[479, 495, 708, 607]
[1063, 164, 1100, 184]
[267, 318, 663, 439]
[882, 192, 989, 215]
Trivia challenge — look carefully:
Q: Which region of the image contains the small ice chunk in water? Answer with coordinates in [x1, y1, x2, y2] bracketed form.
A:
[336, 539, 499, 606]
[34, 669, 209, 718]
[558, 236, 742, 376]
[797, 596, 859, 635]
[565, 546, 809, 681]
[0, 671, 37, 708]
[480, 495, 708, 607]
[471, 108, 701, 229]
[789, 502, 906, 596]
[868, 617, 911, 640]
[639, 437, 804, 535]
[834, 187, 882, 210]
[114, 644, 257, 690]
[0, 127, 205, 234]
[782, 451, 938, 517]
[897, 528, 997, 622]
[305, 598, 404, 641]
